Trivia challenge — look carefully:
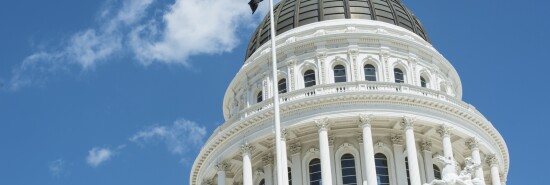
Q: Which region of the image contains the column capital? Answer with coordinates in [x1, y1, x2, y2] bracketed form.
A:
[241, 143, 255, 155]
[437, 124, 453, 138]
[262, 156, 273, 166]
[315, 117, 330, 131]
[420, 139, 433, 152]
[486, 154, 499, 167]
[281, 128, 289, 141]
[400, 116, 416, 130]
[465, 137, 480, 150]
[359, 114, 373, 128]
[289, 142, 302, 155]
[215, 161, 230, 171]
[391, 134, 404, 145]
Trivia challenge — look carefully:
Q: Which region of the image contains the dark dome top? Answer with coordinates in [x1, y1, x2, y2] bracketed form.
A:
[246, 0, 430, 59]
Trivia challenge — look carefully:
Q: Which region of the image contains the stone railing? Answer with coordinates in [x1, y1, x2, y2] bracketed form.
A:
[213, 81, 478, 138]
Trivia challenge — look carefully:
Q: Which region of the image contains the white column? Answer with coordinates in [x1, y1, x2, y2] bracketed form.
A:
[281, 129, 290, 185]
[329, 136, 337, 185]
[359, 114, 378, 185]
[315, 117, 333, 185]
[437, 125, 456, 179]
[357, 135, 368, 185]
[263, 156, 274, 185]
[401, 117, 421, 185]
[466, 137, 485, 182]
[241, 143, 255, 185]
[487, 155, 502, 185]
[290, 143, 303, 185]
[420, 140, 435, 182]
[391, 134, 407, 185]
[215, 161, 229, 185]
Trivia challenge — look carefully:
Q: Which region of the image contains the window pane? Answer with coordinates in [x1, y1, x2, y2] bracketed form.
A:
[364, 64, 377, 81]
[341, 154, 357, 185]
[420, 77, 427, 88]
[288, 167, 292, 185]
[394, 68, 404, 83]
[310, 158, 322, 185]
[334, 65, 347, 83]
[278, 79, 287, 94]
[304, 70, 316, 87]
[375, 153, 390, 185]
[257, 91, 263, 103]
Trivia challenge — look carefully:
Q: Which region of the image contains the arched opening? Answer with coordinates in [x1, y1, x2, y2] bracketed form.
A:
[309, 158, 322, 185]
[375, 153, 390, 185]
[259, 179, 265, 185]
[420, 76, 428, 88]
[304, 70, 316, 88]
[364, 64, 377, 81]
[257, 91, 263, 103]
[334, 65, 347, 83]
[405, 157, 411, 185]
[341, 154, 358, 185]
[278, 78, 287, 94]
[394, 68, 405, 83]
[433, 165, 441, 180]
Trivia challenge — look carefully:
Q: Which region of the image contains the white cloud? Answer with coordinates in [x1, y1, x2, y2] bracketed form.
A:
[49, 159, 68, 177]
[129, 118, 207, 155]
[86, 147, 115, 167]
[5, 0, 264, 91]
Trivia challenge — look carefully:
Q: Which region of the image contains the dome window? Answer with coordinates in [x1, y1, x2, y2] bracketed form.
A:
[278, 79, 287, 94]
[375, 153, 390, 185]
[364, 64, 377, 81]
[434, 164, 442, 180]
[309, 158, 322, 185]
[420, 76, 428, 88]
[304, 70, 316, 88]
[334, 65, 347, 83]
[394, 68, 405, 83]
[257, 91, 263, 103]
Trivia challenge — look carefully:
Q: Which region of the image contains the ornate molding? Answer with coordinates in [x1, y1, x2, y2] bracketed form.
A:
[357, 134, 363, 143]
[262, 156, 273, 166]
[437, 124, 453, 138]
[420, 139, 432, 151]
[465, 137, 480, 150]
[256, 169, 264, 176]
[314, 117, 330, 131]
[329, 136, 335, 146]
[359, 114, 373, 128]
[308, 147, 320, 154]
[289, 142, 302, 155]
[375, 141, 385, 148]
[400, 116, 416, 130]
[241, 143, 255, 155]
[201, 179, 213, 185]
[215, 161, 229, 172]
[339, 142, 353, 150]
[391, 134, 404, 145]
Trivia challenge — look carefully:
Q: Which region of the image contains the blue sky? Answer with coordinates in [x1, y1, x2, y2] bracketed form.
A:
[0, 0, 548, 184]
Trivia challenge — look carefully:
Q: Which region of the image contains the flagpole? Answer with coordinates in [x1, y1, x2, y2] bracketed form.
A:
[267, 0, 286, 184]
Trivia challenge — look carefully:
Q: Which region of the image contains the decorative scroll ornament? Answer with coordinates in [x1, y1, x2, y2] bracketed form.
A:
[359, 114, 373, 128]
[289, 143, 302, 155]
[401, 116, 416, 130]
[308, 147, 320, 154]
[215, 161, 229, 171]
[437, 124, 453, 138]
[338, 142, 353, 150]
[262, 156, 273, 166]
[375, 141, 385, 148]
[390, 134, 404, 145]
[256, 169, 264, 176]
[420, 139, 433, 151]
[315, 117, 330, 131]
[465, 137, 480, 150]
[241, 143, 255, 155]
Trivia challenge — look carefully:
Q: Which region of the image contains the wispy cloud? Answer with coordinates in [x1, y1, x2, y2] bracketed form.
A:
[49, 159, 68, 177]
[86, 147, 115, 167]
[4, 0, 262, 91]
[129, 118, 207, 155]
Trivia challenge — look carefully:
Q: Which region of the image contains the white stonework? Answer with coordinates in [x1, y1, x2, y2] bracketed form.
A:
[190, 11, 508, 185]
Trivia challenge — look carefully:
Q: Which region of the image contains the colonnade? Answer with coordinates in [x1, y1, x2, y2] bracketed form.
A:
[208, 117, 504, 185]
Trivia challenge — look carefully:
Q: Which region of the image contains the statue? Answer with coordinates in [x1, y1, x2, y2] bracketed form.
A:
[424, 157, 485, 185]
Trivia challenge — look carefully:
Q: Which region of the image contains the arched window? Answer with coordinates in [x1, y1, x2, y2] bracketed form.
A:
[259, 179, 265, 185]
[334, 65, 347, 83]
[279, 78, 287, 94]
[257, 91, 263, 103]
[309, 158, 322, 185]
[433, 165, 441, 180]
[364, 64, 377, 81]
[394, 68, 405, 83]
[405, 157, 411, 185]
[420, 76, 427, 88]
[375, 153, 390, 185]
[341, 154, 358, 185]
[288, 167, 293, 185]
[304, 70, 316, 88]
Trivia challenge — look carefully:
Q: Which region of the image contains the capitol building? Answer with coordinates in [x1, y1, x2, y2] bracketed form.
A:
[190, 0, 509, 185]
